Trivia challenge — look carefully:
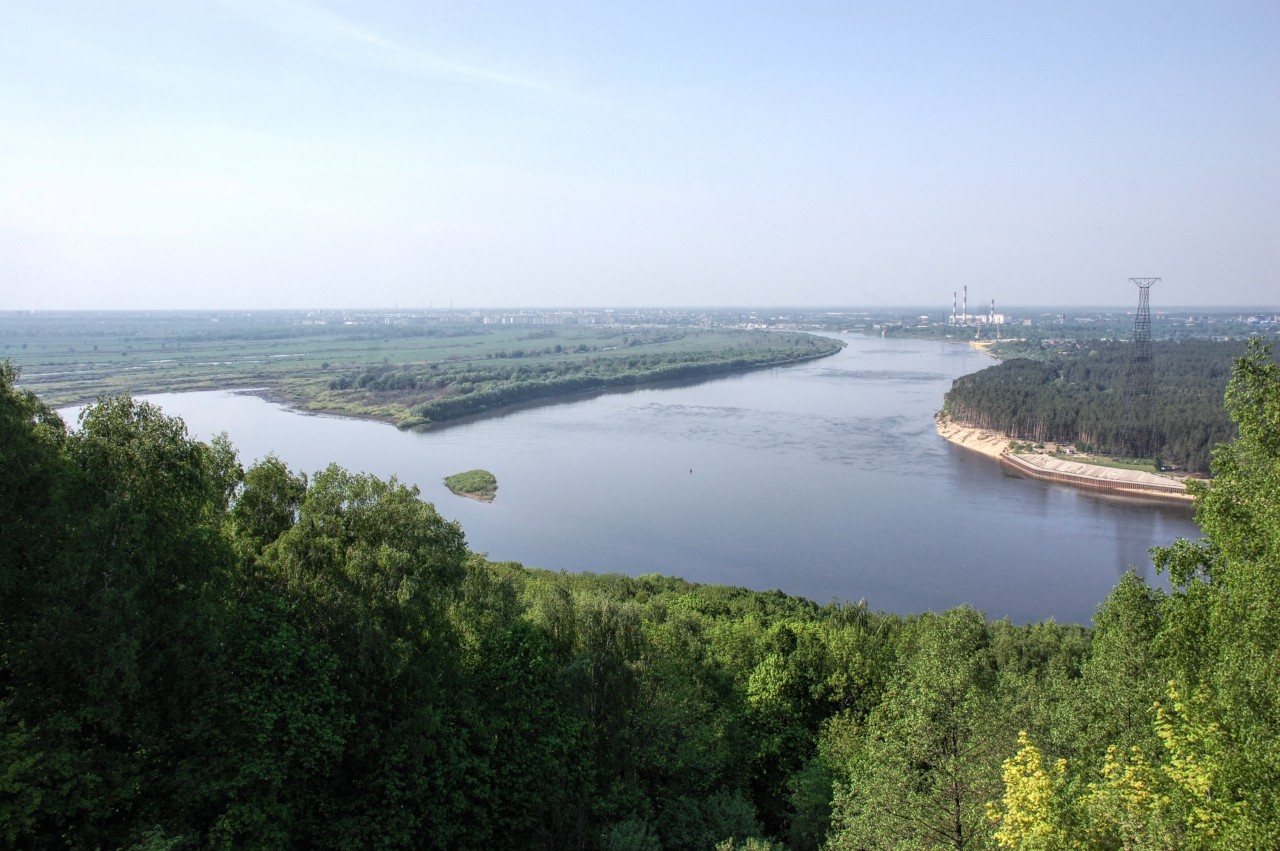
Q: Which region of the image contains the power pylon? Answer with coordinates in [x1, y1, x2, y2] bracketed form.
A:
[1120, 277, 1160, 458]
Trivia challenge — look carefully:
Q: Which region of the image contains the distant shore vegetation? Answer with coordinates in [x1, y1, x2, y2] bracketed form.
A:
[2, 311, 842, 427]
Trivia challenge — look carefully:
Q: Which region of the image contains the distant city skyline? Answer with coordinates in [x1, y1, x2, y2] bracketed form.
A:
[2, 1, 1277, 310]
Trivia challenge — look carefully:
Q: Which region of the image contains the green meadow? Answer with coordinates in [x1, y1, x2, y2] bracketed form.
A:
[3, 311, 842, 426]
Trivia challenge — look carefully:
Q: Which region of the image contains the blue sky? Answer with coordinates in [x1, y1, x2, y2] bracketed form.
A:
[2, 1, 1277, 309]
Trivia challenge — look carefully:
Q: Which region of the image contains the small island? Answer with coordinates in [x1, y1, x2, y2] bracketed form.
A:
[444, 469, 497, 502]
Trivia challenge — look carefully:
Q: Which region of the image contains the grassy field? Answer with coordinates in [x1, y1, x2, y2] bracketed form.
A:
[3, 311, 842, 425]
[3, 311, 623, 404]
[1054, 454, 1162, 474]
[1008, 439, 1163, 474]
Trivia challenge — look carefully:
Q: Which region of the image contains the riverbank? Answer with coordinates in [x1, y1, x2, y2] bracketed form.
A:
[934, 417, 1011, 459]
[263, 345, 846, 431]
[936, 415, 1193, 503]
[397, 344, 844, 429]
[1000, 452, 1193, 502]
[7, 315, 842, 413]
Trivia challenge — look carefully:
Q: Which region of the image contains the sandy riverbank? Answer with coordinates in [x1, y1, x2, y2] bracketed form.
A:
[934, 417, 1011, 459]
[936, 415, 1194, 502]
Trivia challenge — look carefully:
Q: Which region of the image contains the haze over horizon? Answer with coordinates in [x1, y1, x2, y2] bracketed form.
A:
[9, 301, 1280, 315]
[3, 1, 1277, 311]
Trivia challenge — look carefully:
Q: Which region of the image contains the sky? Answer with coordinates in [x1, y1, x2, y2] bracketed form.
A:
[2, 1, 1278, 310]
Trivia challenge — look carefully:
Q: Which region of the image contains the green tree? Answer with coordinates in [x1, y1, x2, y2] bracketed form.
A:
[1149, 339, 1280, 845]
[255, 464, 471, 847]
[229, 454, 306, 562]
[0, 362, 72, 844]
[562, 597, 647, 826]
[828, 607, 1009, 850]
[451, 559, 589, 849]
[746, 619, 834, 837]
[0, 361, 68, 615]
[1, 387, 237, 847]
[184, 590, 351, 848]
[1051, 573, 1166, 766]
[635, 610, 753, 849]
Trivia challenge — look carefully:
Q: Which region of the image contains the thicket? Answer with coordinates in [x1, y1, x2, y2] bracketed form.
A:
[322, 332, 843, 427]
[3, 341, 1278, 848]
[445, 469, 497, 500]
[941, 339, 1266, 471]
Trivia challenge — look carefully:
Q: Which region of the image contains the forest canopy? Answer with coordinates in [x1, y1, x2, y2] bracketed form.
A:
[940, 339, 1275, 472]
[2, 341, 1278, 849]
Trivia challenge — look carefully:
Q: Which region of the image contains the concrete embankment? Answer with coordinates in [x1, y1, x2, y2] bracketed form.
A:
[998, 452, 1192, 502]
[936, 416, 1193, 503]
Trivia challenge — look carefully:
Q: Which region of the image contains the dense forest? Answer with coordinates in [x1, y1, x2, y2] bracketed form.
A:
[940, 339, 1274, 472]
[331, 331, 843, 428]
[3, 342, 1278, 849]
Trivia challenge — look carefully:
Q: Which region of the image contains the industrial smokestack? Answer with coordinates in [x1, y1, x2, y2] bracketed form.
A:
[952, 291, 957, 324]
[963, 286, 968, 325]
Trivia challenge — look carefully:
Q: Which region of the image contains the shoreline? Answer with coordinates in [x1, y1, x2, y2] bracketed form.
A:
[935, 415, 1194, 504]
[56, 349, 847, 434]
[253, 347, 847, 432]
[448, 489, 495, 503]
[934, 417, 1011, 460]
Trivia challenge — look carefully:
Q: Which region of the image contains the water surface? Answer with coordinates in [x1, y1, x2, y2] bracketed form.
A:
[82, 335, 1198, 624]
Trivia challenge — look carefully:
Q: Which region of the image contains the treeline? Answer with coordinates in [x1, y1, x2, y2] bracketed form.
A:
[941, 339, 1266, 471]
[3, 343, 1279, 848]
[323, 332, 843, 428]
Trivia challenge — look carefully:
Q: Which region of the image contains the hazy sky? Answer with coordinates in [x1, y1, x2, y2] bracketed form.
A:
[3, 1, 1277, 310]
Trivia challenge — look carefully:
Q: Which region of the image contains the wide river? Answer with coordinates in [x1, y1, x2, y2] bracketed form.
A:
[90, 334, 1200, 624]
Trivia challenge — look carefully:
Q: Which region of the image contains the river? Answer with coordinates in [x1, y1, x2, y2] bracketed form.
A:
[72, 333, 1200, 624]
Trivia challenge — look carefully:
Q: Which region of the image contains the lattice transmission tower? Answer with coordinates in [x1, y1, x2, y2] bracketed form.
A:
[1119, 277, 1160, 459]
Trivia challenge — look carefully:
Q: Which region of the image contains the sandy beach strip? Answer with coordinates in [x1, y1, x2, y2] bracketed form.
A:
[935, 417, 1011, 459]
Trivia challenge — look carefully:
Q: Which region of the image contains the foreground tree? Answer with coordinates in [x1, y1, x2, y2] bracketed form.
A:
[828, 607, 1009, 850]
[251, 464, 472, 847]
[1150, 339, 1280, 845]
[988, 340, 1280, 849]
[1, 378, 238, 846]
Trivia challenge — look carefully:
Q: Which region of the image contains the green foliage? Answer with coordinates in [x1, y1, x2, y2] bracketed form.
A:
[1148, 339, 1280, 844]
[1, 370, 235, 846]
[186, 590, 349, 847]
[4, 342, 1279, 849]
[405, 333, 842, 426]
[987, 340, 1280, 848]
[1054, 573, 1167, 763]
[445, 468, 498, 499]
[716, 837, 786, 851]
[828, 607, 1011, 850]
[602, 818, 662, 851]
[943, 339, 1259, 472]
[230, 454, 306, 560]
